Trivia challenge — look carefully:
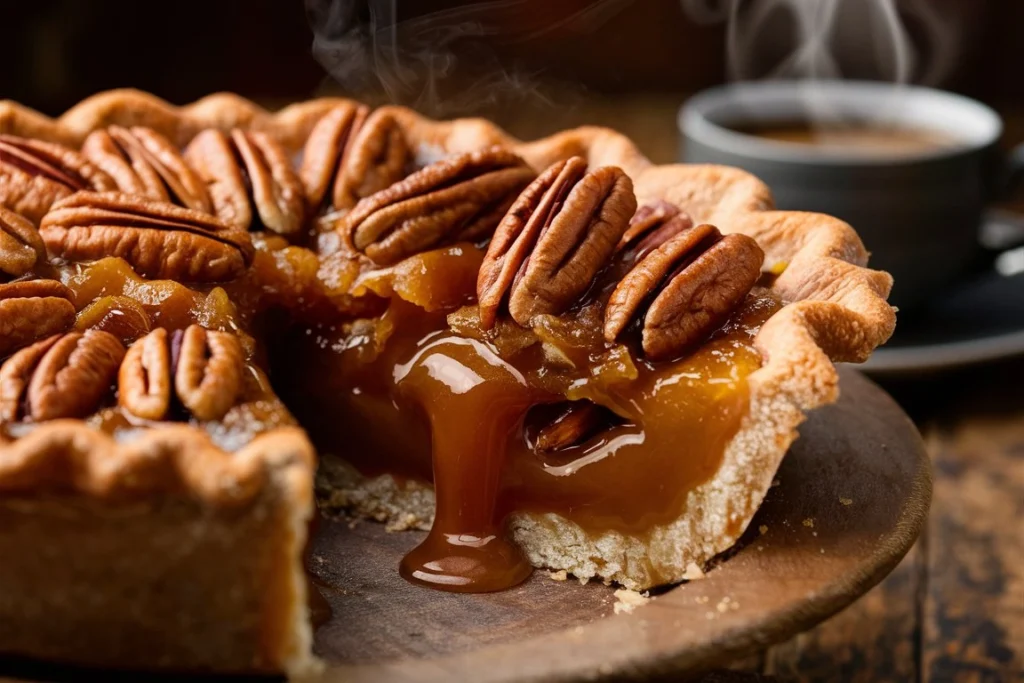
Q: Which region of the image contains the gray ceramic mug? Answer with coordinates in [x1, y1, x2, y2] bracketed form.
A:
[680, 81, 1023, 309]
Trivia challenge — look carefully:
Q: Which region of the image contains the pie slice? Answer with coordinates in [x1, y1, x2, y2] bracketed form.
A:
[0, 89, 895, 674]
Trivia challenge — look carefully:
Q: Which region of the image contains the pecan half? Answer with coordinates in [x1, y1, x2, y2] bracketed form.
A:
[533, 402, 606, 452]
[0, 330, 125, 422]
[40, 192, 254, 282]
[118, 327, 172, 421]
[82, 126, 212, 213]
[0, 207, 46, 280]
[331, 108, 411, 213]
[119, 325, 244, 422]
[0, 135, 115, 224]
[175, 325, 244, 421]
[477, 157, 636, 330]
[339, 147, 535, 266]
[185, 129, 306, 236]
[299, 102, 371, 211]
[0, 279, 76, 357]
[604, 222, 764, 361]
[617, 200, 694, 257]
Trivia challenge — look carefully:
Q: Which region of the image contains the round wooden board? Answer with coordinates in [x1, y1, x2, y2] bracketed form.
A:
[310, 367, 932, 682]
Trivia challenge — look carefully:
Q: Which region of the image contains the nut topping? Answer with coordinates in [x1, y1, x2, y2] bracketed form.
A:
[117, 328, 172, 421]
[119, 325, 244, 422]
[617, 199, 693, 257]
[477, 157, 636, 330]
[185, 129, 306, 236]
[340, 147, 536, 266]
[0, 135, 115, 224]
[533, 402, 605, 452]
[82, 126, 212, 213]
[299, 102, 371, 211]
[331, 108, 411, 213]
[0, 330, 125, 422]
[0, 207, 46, 280]
[175, 325, 244, 421]
[40, 192, 254, 282]
[0, 279, 76, 357]
[604, 220, 764, 361]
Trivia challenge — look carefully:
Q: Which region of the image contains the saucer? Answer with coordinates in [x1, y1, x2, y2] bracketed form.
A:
[862, 263, 1024, 377]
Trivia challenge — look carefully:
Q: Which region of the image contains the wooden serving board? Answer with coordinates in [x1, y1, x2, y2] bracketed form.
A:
[311, 366, 932, 682]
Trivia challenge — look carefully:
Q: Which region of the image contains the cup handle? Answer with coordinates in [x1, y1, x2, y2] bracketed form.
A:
[982, 142, 1024, 254]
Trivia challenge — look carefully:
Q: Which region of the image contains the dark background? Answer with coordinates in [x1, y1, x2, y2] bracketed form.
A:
[3, 0, 1022, 118]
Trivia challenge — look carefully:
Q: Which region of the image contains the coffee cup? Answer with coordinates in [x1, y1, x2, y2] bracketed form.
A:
[679, 80, 1024, 309]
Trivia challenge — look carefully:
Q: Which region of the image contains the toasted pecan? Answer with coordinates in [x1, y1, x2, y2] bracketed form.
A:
[477, 157, 636, 329]
[40, 192, 254, 282]
[340, 147, 535, 265]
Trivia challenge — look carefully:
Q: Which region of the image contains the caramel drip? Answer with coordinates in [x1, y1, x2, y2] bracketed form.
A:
[395, 335, 536, 591]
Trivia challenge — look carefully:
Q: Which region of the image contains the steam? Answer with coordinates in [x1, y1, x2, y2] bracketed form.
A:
[680, 0, 959, 86]
[306, 0, 635, 117]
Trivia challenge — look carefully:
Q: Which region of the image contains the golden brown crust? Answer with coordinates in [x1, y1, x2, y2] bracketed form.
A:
[0, 423, 314, 508]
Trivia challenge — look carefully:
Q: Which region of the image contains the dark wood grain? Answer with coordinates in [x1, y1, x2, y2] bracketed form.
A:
[303, 368, 929, 682]
[761, 542, 924, 682]
[921, 417, 1024, 681]
[741, 356, 1024, 683]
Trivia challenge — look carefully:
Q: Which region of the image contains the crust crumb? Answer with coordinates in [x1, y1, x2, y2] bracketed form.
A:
[681, 562, 705, 580]
[613, 589, 650, 614]
[759, 524, 768, 535]
[840, 496, 853, 506]
[802, 518, 815, 528]
[715, 596, 739, 613]
[548, 570, 568, 581]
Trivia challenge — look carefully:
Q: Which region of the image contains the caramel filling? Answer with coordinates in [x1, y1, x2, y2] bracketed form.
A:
[279, 245, 777, 592]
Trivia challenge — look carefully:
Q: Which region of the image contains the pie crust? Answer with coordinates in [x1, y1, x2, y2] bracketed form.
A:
[0, 89, 895, 674]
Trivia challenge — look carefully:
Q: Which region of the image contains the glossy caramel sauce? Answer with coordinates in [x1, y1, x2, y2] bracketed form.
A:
[280, 244, 779, 592]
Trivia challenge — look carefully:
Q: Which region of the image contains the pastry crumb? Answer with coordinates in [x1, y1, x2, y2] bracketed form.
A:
[613, 589, 650, 614]
[840, 497, 853, 506]
[682, 562, 706, 580]
[384, 512, 423, 532]
[548, 570, 568, 582]
[802, 518, 815, 528]
[759, 524, 768, 535]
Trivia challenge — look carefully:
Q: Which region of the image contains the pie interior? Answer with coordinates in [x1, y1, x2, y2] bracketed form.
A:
[0, 89, 896, 676]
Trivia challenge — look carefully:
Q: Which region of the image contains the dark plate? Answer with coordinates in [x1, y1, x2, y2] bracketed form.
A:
[862, 268, 1024, 376]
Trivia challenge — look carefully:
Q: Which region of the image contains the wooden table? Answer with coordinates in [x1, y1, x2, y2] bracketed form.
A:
[490, 94, 1024, 682]
[716, 358, 1024, 682]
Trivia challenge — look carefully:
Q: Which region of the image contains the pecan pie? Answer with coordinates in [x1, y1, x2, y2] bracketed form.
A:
[0, 89, 896, 676]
